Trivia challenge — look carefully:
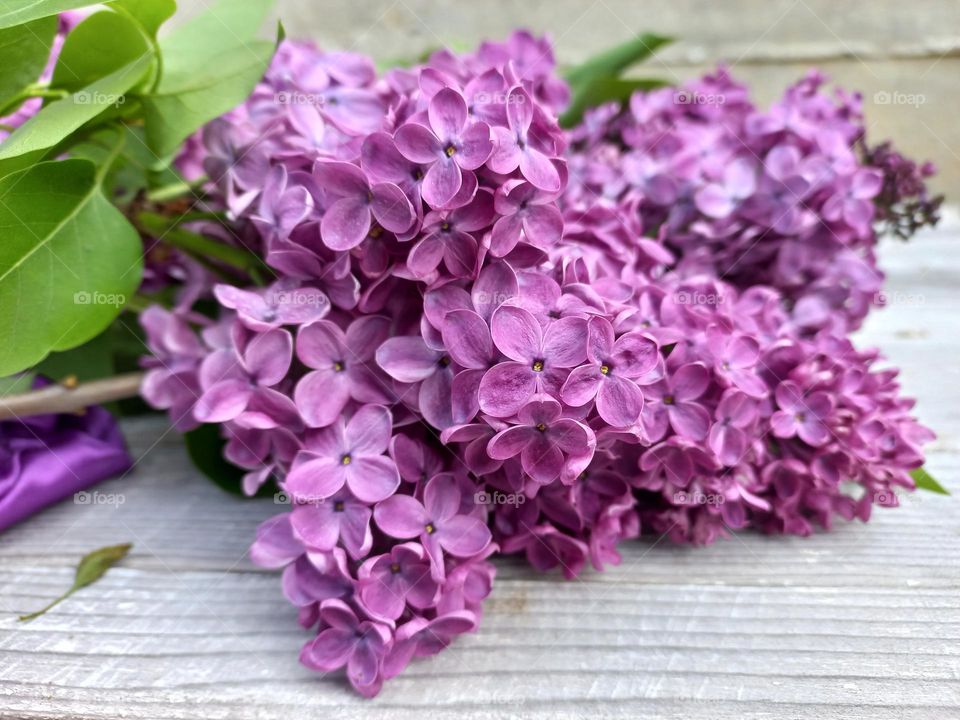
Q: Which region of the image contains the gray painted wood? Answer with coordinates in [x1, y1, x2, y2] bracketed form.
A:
[1, 218, 958, 717]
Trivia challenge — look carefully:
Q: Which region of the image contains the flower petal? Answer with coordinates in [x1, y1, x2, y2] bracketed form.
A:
[478, 361, 536, 417]
[348, 455, 400, 503]
[374, 494, 428, 538]
[490, 304, 541, 362]
[376, 336, 439, 383]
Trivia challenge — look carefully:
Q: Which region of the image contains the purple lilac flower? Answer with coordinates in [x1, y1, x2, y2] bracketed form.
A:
[374, 474, 492, 580]
[300, 599, 392, 697]
[642, 363, 712, 441]
[134, 35, 938, 699]
[284, 404, 400, 503]
[293, 317, 391, 427]
[770, 380, 834, 446]
[490, 179, 564, 257]
[394, 87, 492, 208]
[314, 160, 415, 250]
[479, 305, 587, 417]
[561, 317, 659, 427]
[290, 487, 372, 558]
[193, 328, 300, 428]
[357, 542, 439, 620]
[487, 397, 595, 484]
[488, 85, 561, 191]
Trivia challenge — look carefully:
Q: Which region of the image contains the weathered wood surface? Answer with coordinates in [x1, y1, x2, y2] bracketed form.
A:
[1, 220, 958, 718]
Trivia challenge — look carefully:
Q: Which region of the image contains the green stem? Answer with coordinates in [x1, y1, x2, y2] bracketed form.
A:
[94, 129, 127, 186]
[146, 175, 210, 203]
[138, 211, 267, 279]
[112, 4, 164, 92]
[19, 592, 71, 622]
[0, 84, 69, 118]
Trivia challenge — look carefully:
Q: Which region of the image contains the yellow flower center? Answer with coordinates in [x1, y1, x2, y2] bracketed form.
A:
[341, 454, 352, 465]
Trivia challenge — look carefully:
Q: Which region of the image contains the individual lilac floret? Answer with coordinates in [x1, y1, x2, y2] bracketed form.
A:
[357, 542, 439, 620]
[479, 305, 587, 417]
[300, 599, 392, 697]
[285, 404, 400, 503]
[561, 317, 659, 427]
[214, 284, 330, 332]
[193, 328, 299, 428]
[708, 389, 758, 466]
[770, 380, 834, 447]
[489, 85, 561, 191]
[374, 474, 492, 580]
[290, 487, 373, 559]
[394, 87, 492, 208]
[487, 397, 595, 484]
[293, 317, 390, 427]
[491, 179, 564, 256]
[407, 189, 495, 279]
[313, 160, 415, 250]
[642, 363, 712, 442]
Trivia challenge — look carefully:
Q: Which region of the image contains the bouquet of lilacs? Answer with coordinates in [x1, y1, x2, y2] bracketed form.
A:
[139, 31, 940, 694]
[0, 0, 945, 699]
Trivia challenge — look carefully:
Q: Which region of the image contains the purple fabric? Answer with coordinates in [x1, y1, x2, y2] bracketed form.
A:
[0, 379, 132, 533]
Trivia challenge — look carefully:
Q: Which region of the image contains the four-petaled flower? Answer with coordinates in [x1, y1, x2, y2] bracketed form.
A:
[479, 305, 587, 417]
[285, 404, 400, 503]
[374, 474, 492, 580]
[561, 317, 659, 427]
[394, 87, 493, 208]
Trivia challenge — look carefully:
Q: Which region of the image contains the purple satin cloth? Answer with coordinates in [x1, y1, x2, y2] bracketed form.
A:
[0, 382, 133, 533]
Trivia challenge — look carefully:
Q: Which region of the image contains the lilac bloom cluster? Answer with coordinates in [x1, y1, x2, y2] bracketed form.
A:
[563, 67, 940, 336]
[140, 35, 935, 696]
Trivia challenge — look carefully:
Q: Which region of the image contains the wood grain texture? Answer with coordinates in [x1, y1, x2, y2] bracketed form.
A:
[1, 219, 959, 719]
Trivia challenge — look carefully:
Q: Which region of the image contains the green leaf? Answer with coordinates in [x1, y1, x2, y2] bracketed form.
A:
[139, 0, 276, 157]
[0, 1, 114, 29]
[0, 15, 57, 110]
[50, 10, 151, 93]
[564, 33, 673, 89]
[113, 0, 176, 37]
[184, 423, 276, 498]
[0, 157, 144, 376]
[158, 0, 273, 66]
[560, 76, 668, 128]
[911, 467, 950, 495]
[0, 54, 151, 161]
[19, 543, 132, 621]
